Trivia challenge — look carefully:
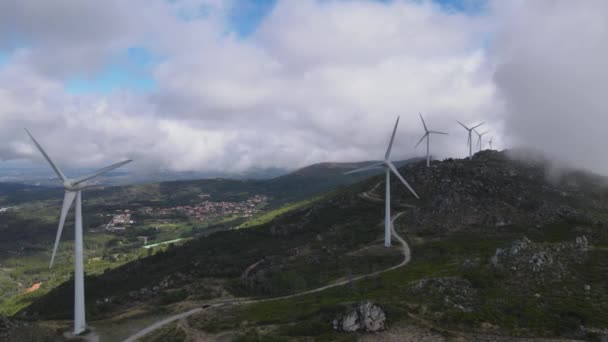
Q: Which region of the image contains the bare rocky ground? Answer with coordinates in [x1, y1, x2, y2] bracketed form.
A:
[359, 322, 586, 342]
[0, 315, 67, 341]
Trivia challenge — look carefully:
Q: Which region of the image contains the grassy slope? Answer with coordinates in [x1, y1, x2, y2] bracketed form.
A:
[138, 151, 608, 341]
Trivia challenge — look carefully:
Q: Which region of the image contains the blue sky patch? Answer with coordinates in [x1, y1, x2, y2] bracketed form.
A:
[432, 0, 488, 15]
[65, 46, 161, 94]
[0, 52, 8, 67]
[227, 0, 277, 37]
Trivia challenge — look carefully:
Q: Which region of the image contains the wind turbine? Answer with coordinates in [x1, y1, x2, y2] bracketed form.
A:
[344, 117, 419, 247]
[457, 121, 485, 158]
[489, 137, 494, 150]
[415, 112, 448, 168]
[474, 129, 489, 152]
[25, 129, 132, 335]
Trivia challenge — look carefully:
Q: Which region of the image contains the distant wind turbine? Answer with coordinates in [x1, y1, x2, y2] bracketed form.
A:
[25, 129, 132, 335]
[415, 112, 447, 168]
[457, 121, 485, 158]
[474, 129, 489, 152]
[489, 136, 494, 150]
[344, 117, 419, 247]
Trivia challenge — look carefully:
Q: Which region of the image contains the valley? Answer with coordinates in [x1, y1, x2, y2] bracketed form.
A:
[0, 160, 400, 319]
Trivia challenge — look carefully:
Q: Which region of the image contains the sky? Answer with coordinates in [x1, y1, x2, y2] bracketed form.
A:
[0, 0, 606, 175]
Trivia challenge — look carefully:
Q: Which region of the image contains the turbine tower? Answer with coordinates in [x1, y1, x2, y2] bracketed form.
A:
[344, 117, 419, 247]
[457, 121, 485, 158]
[415, 112, 447, 168]
[489, 137, 494, 150]
[474, 129, 489, 152]
[25, 129, 132, 335]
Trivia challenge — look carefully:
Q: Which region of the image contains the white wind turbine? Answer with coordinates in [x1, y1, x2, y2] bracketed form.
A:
[344, 116, 419, 247]
[474, 129, 489, 152]
[25, 129, 132, 335]
[415, 112, 448, 168]
[457, 121, 485, 158]
[489, 137, 494, 150]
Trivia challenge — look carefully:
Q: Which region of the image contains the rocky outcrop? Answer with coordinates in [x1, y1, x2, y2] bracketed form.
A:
[490, 236, 591, 282]
[333, 301, 386, 332]
[397, 150, 606, 234]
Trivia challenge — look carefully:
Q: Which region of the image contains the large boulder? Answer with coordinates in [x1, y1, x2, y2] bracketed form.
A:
[333, 301, 386, 332]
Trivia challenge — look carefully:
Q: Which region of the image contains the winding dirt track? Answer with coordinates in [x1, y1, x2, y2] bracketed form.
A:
[122, 183, 410, 342]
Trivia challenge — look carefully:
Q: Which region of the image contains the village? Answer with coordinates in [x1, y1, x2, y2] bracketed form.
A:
[146, 194, 268, 222]
[102, 193, 269, 234]
[104, 210, 135, 232]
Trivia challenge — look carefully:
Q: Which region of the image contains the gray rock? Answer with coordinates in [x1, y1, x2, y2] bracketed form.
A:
[575, 235, 589, 252]
[333, 301, 386, 333]
[490, 248, 503, 267]
[529, 251, 553, 272]
[510, 237, 531, 255]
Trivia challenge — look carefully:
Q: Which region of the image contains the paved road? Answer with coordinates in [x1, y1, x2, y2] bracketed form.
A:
[123, 308, 204, 342]
[122, 185, 411, 342]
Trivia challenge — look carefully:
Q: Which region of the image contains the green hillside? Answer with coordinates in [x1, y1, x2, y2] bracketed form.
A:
[0, 159, 419, 321]
[12, 151, 608, 341]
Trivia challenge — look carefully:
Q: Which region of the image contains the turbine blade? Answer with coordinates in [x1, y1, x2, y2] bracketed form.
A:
[50, 191, 77, 268]
[467, 133, 471, 147]
[72, 160, 132, 185]
[344, 162, 385, 175]
[387, 162, 419, 199]
[429, 130, 448, 135]
[24, 129, 66, 182]
[419, 112, 428, 132]
[471, 122, 485, 130]
[384, 116, 400, 160]
[456, 120, 469, 130]
[414, 133, 428, 148]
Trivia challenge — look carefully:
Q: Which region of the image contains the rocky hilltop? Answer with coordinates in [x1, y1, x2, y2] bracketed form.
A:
[394, 150, 608, 235]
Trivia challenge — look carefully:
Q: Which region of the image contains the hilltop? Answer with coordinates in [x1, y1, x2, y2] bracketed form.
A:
[11, 151, 608, 340]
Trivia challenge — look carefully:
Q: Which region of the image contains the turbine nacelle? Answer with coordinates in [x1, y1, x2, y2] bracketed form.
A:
[457, 121, 485, 158]
[63, 180, 89, 191]
[415, 113, 447, 168]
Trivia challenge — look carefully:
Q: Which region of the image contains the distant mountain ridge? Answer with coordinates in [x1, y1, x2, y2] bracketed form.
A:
[0, 182, 52, 196]
[0, 158, 426, 188]
[0, 158, 424, 206]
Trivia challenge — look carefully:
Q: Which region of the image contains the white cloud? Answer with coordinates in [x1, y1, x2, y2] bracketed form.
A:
[1, 0, 503, 173]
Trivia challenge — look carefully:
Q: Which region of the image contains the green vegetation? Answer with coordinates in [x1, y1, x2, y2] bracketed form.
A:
[0, 164, 381, 319]
[185, 223, 608, 339]
[238, 196, 323, 229]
